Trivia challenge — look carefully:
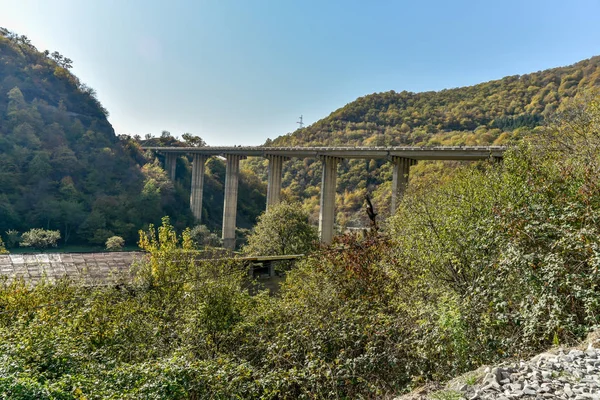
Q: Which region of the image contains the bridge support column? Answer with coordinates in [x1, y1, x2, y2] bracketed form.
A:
[222, 154, 245, 250]
[391, 157, 417, 213]
[266, 155, 286, 210]
[165, 153, 177, 181]
[190, 154, 206, 221]
[319, 156, 340, 244]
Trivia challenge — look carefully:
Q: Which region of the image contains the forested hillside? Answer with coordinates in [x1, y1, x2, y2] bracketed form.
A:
[0, 29, 264, 247]
[274, 56, 600, 147]
[246, 56, 600, 225]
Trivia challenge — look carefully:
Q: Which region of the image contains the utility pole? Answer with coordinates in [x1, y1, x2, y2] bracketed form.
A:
[297, 115, 304, 129]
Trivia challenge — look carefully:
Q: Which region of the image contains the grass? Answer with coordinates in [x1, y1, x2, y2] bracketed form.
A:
[463, 373, 479, 386]
[430, 390, 464, 400]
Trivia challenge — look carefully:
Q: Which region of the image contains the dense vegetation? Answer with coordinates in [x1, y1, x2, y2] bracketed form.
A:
[0, 29, 265, 248]
[246, 56, 600, 225]
[1, 92, 600, 398]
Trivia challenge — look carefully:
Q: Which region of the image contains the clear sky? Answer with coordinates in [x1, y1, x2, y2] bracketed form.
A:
[2, 0, 600, 145]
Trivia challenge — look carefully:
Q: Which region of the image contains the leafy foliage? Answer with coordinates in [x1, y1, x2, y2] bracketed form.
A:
[105, 235, 125, 251]
[20, 228, 61, 250]
[387, 91, 600, 377]
[0, 236, 7, 254]
[243, 201, 318, 256]
[0, 28, 198, 245]
[188, 224, 222, 248]
[3, 230, 20, 249]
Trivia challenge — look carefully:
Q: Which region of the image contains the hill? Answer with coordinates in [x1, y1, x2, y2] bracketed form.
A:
[0, 28, 266, 247]
[0, 30, 198, 246]
[245, 56, 600, 225]
[273, 56, 600, 147]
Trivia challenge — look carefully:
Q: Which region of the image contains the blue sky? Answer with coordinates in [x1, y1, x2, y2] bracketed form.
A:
[2, 0, 600, 145]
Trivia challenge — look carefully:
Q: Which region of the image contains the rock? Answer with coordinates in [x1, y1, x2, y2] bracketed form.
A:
[522, 386, 536, 395]
[541, 370, 552, 378]
[570, 350, 586, 358]
[452, 349, 600, 399]
[585, 349, 597, 358]
[422, 337, 600, 400]
[507, 383, 522, 391]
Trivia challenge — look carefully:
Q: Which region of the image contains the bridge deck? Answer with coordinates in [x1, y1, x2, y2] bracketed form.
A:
[142, 146, 506, 160]
[236, 254, 303, 262]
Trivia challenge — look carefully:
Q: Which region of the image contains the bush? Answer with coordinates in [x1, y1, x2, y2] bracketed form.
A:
[0, 236, 7, 254]
[4, 229, 19, 248]
[188, 224, 221, 248]
[386, 91, 600, 378]
[20, 228, 60, 251]
[105, 236, 125, 251]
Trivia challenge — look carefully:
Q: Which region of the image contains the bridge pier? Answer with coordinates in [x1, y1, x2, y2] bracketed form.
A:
[319, 156, 340, 244]
[190, 154, 206, 221]
[266, 155, 286, 210]
[222, 154, 245, 250]
[165, 153, 177, 181]
[391, 157, 417, 213]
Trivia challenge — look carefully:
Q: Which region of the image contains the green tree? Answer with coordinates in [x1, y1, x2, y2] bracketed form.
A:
[181, 133, 206, 147]
[20, 228, 61, 251]
[243, 201, 318, 256]
[0, 236, 7, 254]
[189, 224, 221, 248]
[105, 236, 125, 251]
[4, 230, 19, 248]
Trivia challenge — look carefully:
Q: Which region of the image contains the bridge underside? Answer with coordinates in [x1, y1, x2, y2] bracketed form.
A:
[144, 146, 506, 249]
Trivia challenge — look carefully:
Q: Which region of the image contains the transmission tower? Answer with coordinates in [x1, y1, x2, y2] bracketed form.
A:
[297, 115, 304, 129]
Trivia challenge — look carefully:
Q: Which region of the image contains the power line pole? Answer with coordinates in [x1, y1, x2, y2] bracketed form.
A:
[297, 115, 304, 129]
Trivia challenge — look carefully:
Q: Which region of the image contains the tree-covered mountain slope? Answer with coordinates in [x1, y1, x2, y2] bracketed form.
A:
[0, 30, 199, 245]
[244, 56, 600, 226]
[272, 56, 600, 147]
[0, 29, 266, 246]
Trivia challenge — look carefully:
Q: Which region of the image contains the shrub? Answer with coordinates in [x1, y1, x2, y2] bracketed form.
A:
[188, 224, 221, 248]
[105, 236, 125, 251]
[20, 228, 60, 251]
[386, 91, 600, 378]
[4, 229, 19, 248]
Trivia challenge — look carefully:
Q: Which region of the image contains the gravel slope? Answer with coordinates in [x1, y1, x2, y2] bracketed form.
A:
[395, 331, 600, 400]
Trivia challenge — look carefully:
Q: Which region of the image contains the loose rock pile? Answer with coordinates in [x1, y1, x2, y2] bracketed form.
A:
[459, 346, 600, 399]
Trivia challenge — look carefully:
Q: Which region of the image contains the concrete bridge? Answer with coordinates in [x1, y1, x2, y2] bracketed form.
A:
[142, 146, 506, 249]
